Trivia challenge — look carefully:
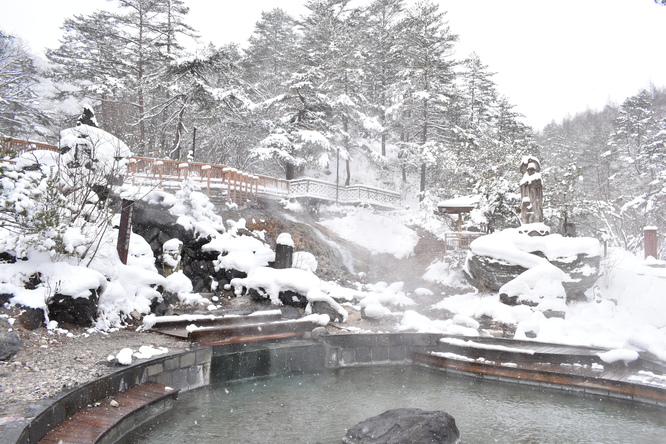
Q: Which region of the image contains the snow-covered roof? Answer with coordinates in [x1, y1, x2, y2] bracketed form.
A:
[437, 195, 480, 213]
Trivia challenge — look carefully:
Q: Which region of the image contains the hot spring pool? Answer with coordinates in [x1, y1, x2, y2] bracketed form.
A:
[118, 365, 666, 443]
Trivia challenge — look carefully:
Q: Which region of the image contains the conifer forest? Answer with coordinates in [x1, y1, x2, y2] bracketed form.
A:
[1, 0, 665, 255]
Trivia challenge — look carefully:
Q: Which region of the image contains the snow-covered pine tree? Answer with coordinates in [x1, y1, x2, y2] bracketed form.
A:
[0, 31, 49, 139]
[47, 11, 129, 140]
[242, 8, 300, 101]
[395, 0, 458, 200]
[296, 0, 369, 185]
[361, 0, 406, 157]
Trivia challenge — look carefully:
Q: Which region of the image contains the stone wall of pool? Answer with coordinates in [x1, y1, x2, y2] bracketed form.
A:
[4, 347, 211, 444]
[211, 333, 444, 382]
[6, 332, 666, 444]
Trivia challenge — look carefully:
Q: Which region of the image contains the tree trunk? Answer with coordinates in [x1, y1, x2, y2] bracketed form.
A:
[419, 163, 426, 201]
[285, 162, 295, 180]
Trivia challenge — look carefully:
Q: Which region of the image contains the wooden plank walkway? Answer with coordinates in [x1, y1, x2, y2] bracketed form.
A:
[150, 312, 283, 339]
[38, 382, 179, 444]
[151, 313, 319, 346]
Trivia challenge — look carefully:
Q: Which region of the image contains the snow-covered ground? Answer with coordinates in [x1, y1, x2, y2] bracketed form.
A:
[320, 206, 666, 362]
[2, 127, 665, 365]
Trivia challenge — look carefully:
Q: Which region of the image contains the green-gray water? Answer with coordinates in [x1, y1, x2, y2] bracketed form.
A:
[120, 366, 666, 444]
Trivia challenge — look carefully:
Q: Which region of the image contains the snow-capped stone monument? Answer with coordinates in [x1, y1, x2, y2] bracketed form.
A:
[519, 156, 543, 226]
[464, 157, 601, 310]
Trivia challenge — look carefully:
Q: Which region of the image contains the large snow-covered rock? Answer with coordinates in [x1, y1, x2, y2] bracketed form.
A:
[464, 227, 601, 305]
[59, 125, 131, 178]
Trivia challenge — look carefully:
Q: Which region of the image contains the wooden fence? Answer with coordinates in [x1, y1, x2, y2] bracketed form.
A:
[1, 138, 400, 208]
[444, 232, 484, 251]
[1, 137, 59, 158]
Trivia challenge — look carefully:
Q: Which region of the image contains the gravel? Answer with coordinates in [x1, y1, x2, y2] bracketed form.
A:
[0, 307, 190, 418]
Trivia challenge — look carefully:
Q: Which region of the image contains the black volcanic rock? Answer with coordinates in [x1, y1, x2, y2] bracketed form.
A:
[343, 408, 460, 444]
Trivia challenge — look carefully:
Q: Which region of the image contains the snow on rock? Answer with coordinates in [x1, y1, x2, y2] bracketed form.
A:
[414, 287, 434, 297]
[293, 251, 318, 273]
[59, 125, 131, 178]
[126, 229, 159, 272]
[466, 227, 601, 305]
[169, 182, 225, 238]
[363, 302, 393, 319]
[452, 314, 480, 330]
[205, 219, 275, 274]
[432, 247, 666, 361]
[499, 262, 569, 306]
[276, 233, 294, 247]
[358, 281, 415, 316]
[231, 267, 348, 322]
[470, 227, 600, 269]
[115, 348, 134, 365]
[0, 253, 107, 310]
[164, 270, 197, 301]
[423, 260, 470, 289]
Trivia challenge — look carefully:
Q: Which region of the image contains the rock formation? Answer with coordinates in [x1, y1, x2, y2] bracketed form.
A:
[343, 408, 460, 444]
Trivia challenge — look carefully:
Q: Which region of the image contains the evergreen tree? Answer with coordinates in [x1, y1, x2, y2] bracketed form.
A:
[47, 11, 129, 136]
[362, 0, 406, 156]
[297, 0, 369, 185]
[243, 8, 300, 101]
[0, 31, 49, 138]
[47, 0, 197, 155]
[396, 0, 458, 199]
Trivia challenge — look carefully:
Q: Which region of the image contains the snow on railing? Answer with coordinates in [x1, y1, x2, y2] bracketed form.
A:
[1, 138, 59, 159]
[289, 177, 401, 208]
[126, 157, 261, 204]
[3, 138, 400, 208]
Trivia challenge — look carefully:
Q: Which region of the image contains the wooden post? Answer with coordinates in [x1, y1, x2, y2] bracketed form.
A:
[644, 226, 658, 259]
[178, 163, 189, 181]
[273, 233, 294, 269]
[202, 165, 211, 196]
[116, 199, 134, 265]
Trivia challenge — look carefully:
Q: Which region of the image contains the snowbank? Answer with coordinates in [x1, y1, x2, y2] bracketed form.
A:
[230, 266, 348, 321]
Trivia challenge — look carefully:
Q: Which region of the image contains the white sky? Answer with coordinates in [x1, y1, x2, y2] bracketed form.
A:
[2, 0, 666, 130]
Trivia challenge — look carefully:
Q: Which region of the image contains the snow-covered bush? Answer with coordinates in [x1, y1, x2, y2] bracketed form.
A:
[170, 179, 225, 238]
[0, 156, 68, 258]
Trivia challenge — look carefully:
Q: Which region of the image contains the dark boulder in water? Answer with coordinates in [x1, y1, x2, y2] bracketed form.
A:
[343, 408, 460, 444]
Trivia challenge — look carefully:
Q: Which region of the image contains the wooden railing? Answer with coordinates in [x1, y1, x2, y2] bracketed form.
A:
[444, 232, 484, 251]
[125, 157, 265, 204]
[2, 138, 400, 208]
[1, 137, 59, 159]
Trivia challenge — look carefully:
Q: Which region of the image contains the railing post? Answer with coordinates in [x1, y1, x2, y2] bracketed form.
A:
[645, 226, 658, 259]
[178, 163, 189, 181]
[154, 160, 163, 182]
[202, 165, 212, 196]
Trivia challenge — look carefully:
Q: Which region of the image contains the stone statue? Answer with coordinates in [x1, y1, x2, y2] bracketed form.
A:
[519, 156, 543, 224]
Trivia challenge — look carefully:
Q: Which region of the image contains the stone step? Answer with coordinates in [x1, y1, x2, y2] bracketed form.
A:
[38, 381, 180, 444]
